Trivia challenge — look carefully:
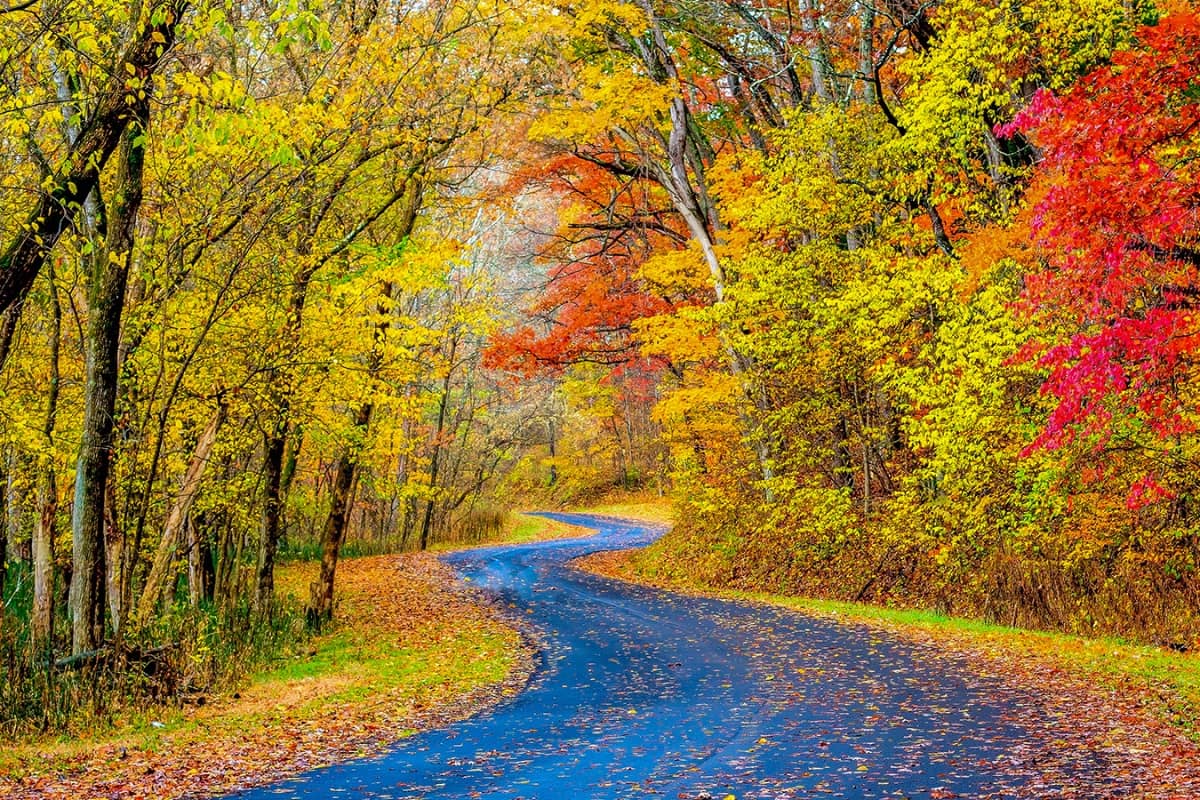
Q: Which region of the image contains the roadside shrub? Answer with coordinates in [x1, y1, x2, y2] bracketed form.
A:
[0, 593, 307, 738]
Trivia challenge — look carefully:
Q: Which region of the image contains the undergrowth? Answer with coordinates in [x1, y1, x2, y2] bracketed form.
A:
[0, 595, 307, 740]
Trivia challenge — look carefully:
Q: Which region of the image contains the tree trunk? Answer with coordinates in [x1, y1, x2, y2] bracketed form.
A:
[103, 474, 124, 640]
[70, 114, 149, 654]
[858, 2, 876, 105]
[33, 486, 57, 650]
[308, 261, 412, 619]
[547, 419, 558, 487]
[308, 401, 372, 625]
[420, 334, 458, 551]
[281, 426, 303, 499]
[0, 461, 7, 605]
[0, 301, 21, 374]
[253, 187, 318, 613]
[135, 400, 227, 626]
[255, 192, 317, 616]
[186, 514, 203, 607]
[32, 262, 63, 658]
[255, 423, 287, 614]
[255, 167, 421, 613]
[259, 424, 304, 581]
[799, 0, 835, 104]
[832, 415, 853, 490]
[195, 513, 217, 603]
[3, 451, 22, 571]
[626, 4, 777, 495]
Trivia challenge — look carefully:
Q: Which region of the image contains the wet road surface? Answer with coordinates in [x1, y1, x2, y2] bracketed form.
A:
[225, 513, 1127, 799]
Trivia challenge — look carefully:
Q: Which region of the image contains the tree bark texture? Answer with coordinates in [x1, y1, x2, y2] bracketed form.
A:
[135, 400, 227, 626]
[70, 101, 149, 653]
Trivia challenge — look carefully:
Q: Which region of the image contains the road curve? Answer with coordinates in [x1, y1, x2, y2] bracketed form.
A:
[223, 513, 1134, 799]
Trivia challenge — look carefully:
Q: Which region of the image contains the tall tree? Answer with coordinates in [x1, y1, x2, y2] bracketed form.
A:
[70, 83, 154, 654]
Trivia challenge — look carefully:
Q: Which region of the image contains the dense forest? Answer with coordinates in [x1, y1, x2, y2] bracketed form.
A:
[492, 0, 1200, 648]
[2, 0, 1199, 734]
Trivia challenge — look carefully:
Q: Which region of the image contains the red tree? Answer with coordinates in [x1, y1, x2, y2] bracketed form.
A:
[1004, 13, 1200, 483]
[485, 155, 680, 374]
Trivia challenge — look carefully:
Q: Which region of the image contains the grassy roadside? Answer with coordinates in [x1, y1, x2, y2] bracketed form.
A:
[0, 513, 574, 799]
[575, 495, 674, 526]
[751, 590, 1200, 735]
[429, 511, 592, 551]
[578, 540, 1200, 741]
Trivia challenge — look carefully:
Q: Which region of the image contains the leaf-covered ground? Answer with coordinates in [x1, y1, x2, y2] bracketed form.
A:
[0, 554, 535, 800]
[577, 547, 1200, 797]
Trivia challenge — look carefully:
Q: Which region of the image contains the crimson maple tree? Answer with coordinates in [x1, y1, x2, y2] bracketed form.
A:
[1004, 12, 1200, 487]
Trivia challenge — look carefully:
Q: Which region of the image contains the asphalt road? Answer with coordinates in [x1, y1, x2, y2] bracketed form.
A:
[224, 513, 1130, 799]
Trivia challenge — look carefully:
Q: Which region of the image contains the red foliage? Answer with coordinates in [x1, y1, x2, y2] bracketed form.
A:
[484, 156, 679, 375]
[1003, 13, 1200, 464]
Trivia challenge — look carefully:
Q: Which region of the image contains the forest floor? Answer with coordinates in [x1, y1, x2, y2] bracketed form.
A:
[0, 513, 585, 800]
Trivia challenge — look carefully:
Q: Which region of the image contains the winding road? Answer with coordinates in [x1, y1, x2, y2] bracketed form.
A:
[224, 513, 1142, 799]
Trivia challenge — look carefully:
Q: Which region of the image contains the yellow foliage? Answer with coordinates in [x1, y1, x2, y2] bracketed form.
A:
[638, 246, 710, 295]
[528, 61, 675, 143]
